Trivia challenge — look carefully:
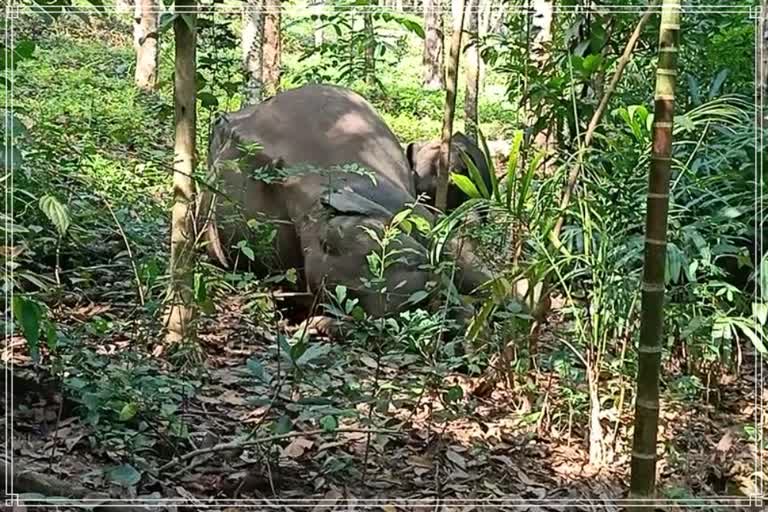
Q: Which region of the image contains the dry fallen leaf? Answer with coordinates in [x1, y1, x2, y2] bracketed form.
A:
[716, 431, 734, 453]
[282, 437, 314, 459]
[446, 449, 467, 469]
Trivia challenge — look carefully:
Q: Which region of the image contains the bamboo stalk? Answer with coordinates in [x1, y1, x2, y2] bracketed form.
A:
[629, 0, 681, 502]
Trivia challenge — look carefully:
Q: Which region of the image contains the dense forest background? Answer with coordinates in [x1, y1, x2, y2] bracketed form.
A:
[2, 0, 765, 508]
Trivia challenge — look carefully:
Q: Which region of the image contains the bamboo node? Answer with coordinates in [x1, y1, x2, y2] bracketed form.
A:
[654, 94, 676, 101]
[642, 282, 665, 292]
[644, 238, 666, 246]
[647, 192, 669, 199]
[637, 344, 663, 354]
[631, 450, 657, 460]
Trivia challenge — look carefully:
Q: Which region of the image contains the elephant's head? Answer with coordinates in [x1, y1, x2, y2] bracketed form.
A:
[405, 132, 492, 212]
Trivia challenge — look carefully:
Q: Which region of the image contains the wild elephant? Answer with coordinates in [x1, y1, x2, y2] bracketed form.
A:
[196, 84, 491, 317]
[405, 132, 493, 212]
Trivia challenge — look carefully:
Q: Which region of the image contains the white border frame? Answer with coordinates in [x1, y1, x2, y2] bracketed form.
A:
[3, 1, 764, 509]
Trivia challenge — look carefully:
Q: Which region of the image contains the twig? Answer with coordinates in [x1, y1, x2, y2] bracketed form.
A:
[551, 1, 658, 245]
[103, 198, 146, 306]
[156, 428, 400, 474]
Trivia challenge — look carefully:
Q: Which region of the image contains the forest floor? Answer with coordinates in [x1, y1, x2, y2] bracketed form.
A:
[4, 272, 762, 511]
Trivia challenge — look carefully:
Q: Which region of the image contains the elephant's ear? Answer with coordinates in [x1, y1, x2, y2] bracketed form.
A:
[322, 187, 392, 218]
[405, 142, 424, 170]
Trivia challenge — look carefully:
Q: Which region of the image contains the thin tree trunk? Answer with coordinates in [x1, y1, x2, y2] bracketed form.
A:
[423, 0, 445, 90]
[165, 0, 198, 345]
[312, 0, 324, 46]
[395, 0, 403, 12]
[529, 0, 554, 175]
[464, 0, 479, 141]
[435, 0, 467, 211]
[263, 0, 281, 96]
[629, 0, 681, 501]
[133, 0, 158, 91]
[116, 0, 133, 14]
[242, 0, 264, 105]
[478, 0, 491, 85]
[365, 2, 376, 85]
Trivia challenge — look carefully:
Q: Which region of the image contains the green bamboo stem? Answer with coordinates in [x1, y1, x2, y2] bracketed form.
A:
[629, 0, 681, 503]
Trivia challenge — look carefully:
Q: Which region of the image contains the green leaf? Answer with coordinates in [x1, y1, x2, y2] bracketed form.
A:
[119, 402, 139, 422]
[406, 290, 429, 305]
[320, 415, 338, 432]
[708, 69, 729, 99]
[295, 344, 331, 366]
[443, 385, 464, 403]
[180, 13, 197, 32]
[460, 151, 490, 199]
[450, 173, 481, 199]
[753, 303, 768, 326]
[247, 358, 271, 383]
[14, 40, 36, 61]
[734, 321, 766, 354]
[477, 130, 499, 201]
[198, 92, 218, 109]
[12, 296, 42, 362]
[107, 464, 141, 487]
[274, 414, 293, 434]
[39, 194, 70, 236]
[158, 13, 177, 34]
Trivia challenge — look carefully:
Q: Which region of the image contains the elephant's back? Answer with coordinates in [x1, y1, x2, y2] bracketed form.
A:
[224, 84, 415, 194]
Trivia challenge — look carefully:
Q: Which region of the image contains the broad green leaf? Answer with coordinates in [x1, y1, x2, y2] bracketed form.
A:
[14, 40, 36, 61]
[12, 296, 41, 362]
[734, 321, 766, 354]
[247, 358, 271, 383]
[450, 173, 481, 199]
[180, 13, 197, 32]
[198, 92, 218, 109]
[477, 130, 499, 201]
[158, 13, 177, 33]
[459, 151, 489, 199]
[443, 385, 463, 403]
[754, 303, 768, 326]
[274, 414, 293, 434]
[107, 464, 141, 487]
[295, 344, 331, 366]
[320, 415, 338, 431]
[708, 69, 729, 99]
[119, 402, 139, 422]
[39, 194, 70, 236]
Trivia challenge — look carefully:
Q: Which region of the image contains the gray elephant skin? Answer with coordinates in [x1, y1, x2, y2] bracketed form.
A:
[196, 84, 490, 317]
[405, 132, 493, 212]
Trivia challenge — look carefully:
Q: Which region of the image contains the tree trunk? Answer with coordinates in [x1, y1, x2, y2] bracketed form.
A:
[116, 0, 133, 14]
[263, 0, 281, 97]
[242, 0, 264, 105]
[364, 2, 376, 85]
[478, 0, 491, 84]
[312, 0, 324, 47]
[530, 0, 553, 64]
[133, 0, 158, 91]
[529, 0, 554, 174]
[423, 0, 445, 90]
[165, 0, 198, 345]
[435, 0, 467, 211]
[464, 0, 479, 141]
[629, 0, 681, 501]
